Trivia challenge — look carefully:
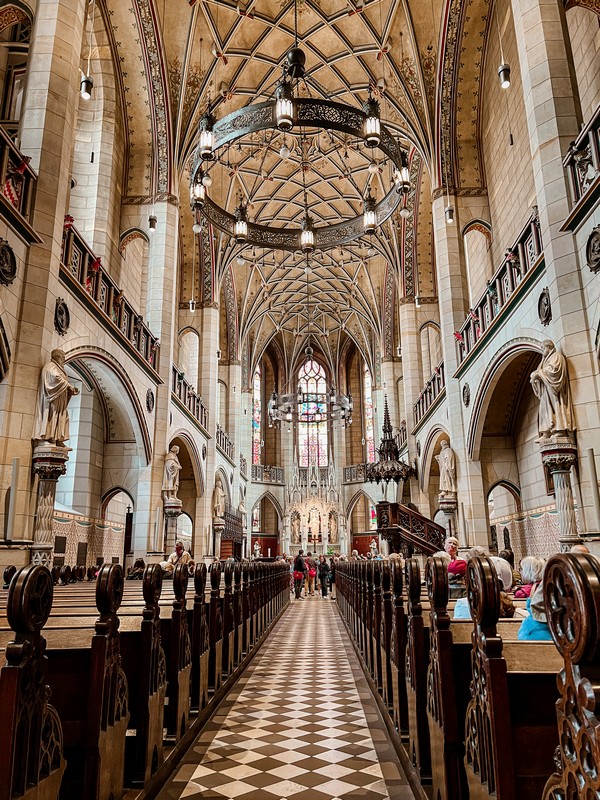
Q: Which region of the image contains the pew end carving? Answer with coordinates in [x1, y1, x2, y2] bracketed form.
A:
[0, 565, 66, 800]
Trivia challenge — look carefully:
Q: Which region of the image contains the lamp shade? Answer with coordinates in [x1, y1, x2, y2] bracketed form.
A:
[363, 96, 381, 147]
[363, 193, 377, 234]
[80, 74, 94, 100]
[275, 79, 294, 132]
[498, 63, 511, 89]
[234, 203, 248, 243]
[199, 111, 216, 160]
[300, 214, 315, 252]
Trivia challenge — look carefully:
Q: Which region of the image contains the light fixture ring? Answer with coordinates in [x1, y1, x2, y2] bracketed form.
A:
[190, 97, 408, 252]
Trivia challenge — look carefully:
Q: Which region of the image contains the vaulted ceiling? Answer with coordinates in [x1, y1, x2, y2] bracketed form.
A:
[100, 0, 495, 383]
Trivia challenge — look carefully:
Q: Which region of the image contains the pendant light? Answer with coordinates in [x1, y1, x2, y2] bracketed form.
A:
[363, 92, 381, 148]
[275, 77, 294, 132]
[234, 201, 248, 243]
[199, 108, 216, 160]
[363, 191, 377, 234]
[81, 0, 96, 100]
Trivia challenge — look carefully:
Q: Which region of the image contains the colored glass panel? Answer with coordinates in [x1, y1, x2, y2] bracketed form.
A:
[298, 359, 328, 467]
[369, 503, 377, 530]
[252, 366, 261, 465]
[364, 365, 375, 463]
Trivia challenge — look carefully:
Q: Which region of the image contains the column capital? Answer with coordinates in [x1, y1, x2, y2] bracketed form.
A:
[540, 438, 578, 473]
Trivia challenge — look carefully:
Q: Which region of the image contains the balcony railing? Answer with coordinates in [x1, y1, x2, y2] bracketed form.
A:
[240, 454, 248, 479]
[456, 211, 543, 365]
[171, 365, 208, 431]
[216, 424, 235, 461]
[61, 224, 160, 372]
[563, 103, 600, 227]
[251, 464, 284, 484]
[397, 420, 407, 450]
[414, 361, 445, 427]
[343, 464, 367, 484]
[0, 125, 39, 243]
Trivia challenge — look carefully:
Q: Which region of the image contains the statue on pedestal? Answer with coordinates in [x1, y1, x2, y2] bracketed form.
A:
[162, 446, 182, 500]
[370, 538, 378, 557]
[530, 339, 575, 441]
[33, 349, 79, 445]
[212, 475, 226, 519]
[253, 541, 261, 559]
[291, 512, 301, 544]
[436, 440, 457, 498]
[328, 511, 338, 544]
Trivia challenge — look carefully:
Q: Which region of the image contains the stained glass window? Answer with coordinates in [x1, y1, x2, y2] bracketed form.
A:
[369, 503, 377, 530]
[252, 366, 261, 465]
[363, 365, 375, 463]
[252, 505, 260, 532]
[298, 359, 328, 467]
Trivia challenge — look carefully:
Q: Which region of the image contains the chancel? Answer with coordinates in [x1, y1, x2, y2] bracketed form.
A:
[0, 0, 599, 798]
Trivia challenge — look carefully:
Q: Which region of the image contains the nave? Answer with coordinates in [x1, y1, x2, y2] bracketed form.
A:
[158, 598, 412, 800]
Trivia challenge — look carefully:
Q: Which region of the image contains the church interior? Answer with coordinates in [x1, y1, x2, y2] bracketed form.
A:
[0, 0, 599, 797]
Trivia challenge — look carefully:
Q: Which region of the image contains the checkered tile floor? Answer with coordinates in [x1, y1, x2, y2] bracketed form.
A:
[158, 597, 414, 800]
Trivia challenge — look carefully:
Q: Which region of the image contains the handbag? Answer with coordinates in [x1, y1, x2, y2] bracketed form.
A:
[293, 571, 304, 581]
[308, 568, 316, 578]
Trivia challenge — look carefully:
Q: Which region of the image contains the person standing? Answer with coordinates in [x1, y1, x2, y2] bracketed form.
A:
[293, 550, 306, 600]
[318, 554, 330, 598]
[305, 552, 316, 596]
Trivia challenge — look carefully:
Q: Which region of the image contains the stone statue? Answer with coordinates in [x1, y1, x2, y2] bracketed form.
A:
[162, 446, 182, 500]
[253, 540, 261, 559]
[530, 340, 575, 441]
[212, 475, 226, 519]
[329, 512, 338, 544]
[369, 538, 378, 556]
[238, 498, 247, 530]
[33, 349, 79, 446]
[291, 513, 301, 544]
[436, 440, 457, 497]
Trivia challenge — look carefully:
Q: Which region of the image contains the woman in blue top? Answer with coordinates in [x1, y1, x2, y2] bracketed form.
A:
[517, 582, 552, 640]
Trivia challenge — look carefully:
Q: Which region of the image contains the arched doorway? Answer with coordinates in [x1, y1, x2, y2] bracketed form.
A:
[347, 491, 378, 556]
[251, 493, 282, 558]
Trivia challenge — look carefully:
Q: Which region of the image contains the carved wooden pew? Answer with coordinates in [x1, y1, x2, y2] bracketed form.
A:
[464, 556, 561, 800]
[0, 565, 66, 800]
[44, 563, 129, 800]
[208, 562, 223, 692]
[221, 564, 235, 678]
[541, 552, 600, 799]
[190, 563, 209, 711]
[379, 560, 394, 710]
[405, 558, 432, 784]
[161, 564, 191, 740]
[119, 564, 167, 786]
[233, 563, 243, 667]
[389, 559, 409, 739]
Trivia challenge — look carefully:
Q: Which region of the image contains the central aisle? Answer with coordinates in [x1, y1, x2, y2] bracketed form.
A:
[159, 598, 414, 800]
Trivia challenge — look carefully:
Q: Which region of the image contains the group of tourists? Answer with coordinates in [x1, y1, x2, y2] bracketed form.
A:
[433, 535, 591, 640]
[291, 550, 339, 599]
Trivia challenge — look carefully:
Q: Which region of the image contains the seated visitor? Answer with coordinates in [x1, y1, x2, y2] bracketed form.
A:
[161, 540, 194, 575]
[498, 548, 521, 585]
[518, 581, 552, 640]
[126, 558, 145, 580]
[514, 555, 545, 598]
[453, 556, 515, 619]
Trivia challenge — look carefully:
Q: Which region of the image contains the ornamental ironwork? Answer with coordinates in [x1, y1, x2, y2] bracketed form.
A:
[191, 97, 408, 252]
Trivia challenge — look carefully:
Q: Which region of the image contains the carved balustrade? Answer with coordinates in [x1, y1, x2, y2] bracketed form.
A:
[343, 463, 367, 484]
[60, 225, 160, 371]
[563, 103, 600, 227]
[456, 211, 543, 365]
[216, 423, 235, 461]
[172, 364, 208, 431]
[251, 464, 284, 484]
[0, 125, 39, 243]
[414, 361, 445, 427]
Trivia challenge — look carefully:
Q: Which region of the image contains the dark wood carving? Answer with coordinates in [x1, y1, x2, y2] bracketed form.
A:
[208, 561, 223, 691]
[163, 563, 192, 740]
[191, 563, 209, 711]
[0, 565, 66, 800]
[389, 559, 409, 738]
[405, 558, 431, 783]
[542, 552, 600, 799]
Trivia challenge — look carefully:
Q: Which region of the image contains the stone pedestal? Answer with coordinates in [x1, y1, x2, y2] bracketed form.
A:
[31, 443, 70, 567]
[163, 497, 183, 555]
[439, 495, 458, 540]
[213, 516, 225, 559]
[540, 437, 580, 552]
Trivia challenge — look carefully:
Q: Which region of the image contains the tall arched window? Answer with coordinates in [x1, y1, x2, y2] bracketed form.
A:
[298, 359, 328, 466]
[363, 365, 375, 463]
[252, 366, 262, 465]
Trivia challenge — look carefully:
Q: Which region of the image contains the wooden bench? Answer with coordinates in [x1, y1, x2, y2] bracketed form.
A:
[44, 563, 129, 800]
[0, 564, 66, 800]
[464, 555, 561, 800]
[539, 551, 600, 798]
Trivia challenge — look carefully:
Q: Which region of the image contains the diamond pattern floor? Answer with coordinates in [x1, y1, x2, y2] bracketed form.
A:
[158, 597, 414, 800]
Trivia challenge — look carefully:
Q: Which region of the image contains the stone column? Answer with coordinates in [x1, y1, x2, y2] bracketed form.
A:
[540, 438, 580, 551]
[432, 195, 488, 546]
[31, 444, 71, 566]
[397, 300, 425, 508]
[163, 497, 183, 555]
[510, 0, 600, 525]
[213, 516, 225, 559]
[198, 304, 220, 557]
[2, 0, 86, 543]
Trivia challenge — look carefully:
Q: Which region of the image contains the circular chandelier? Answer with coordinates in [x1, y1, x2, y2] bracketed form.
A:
[189, 50, 411, 252]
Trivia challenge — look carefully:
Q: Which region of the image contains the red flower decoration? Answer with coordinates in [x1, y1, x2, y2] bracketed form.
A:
[64, 214, 75, 230]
